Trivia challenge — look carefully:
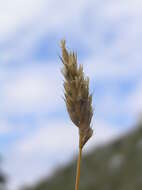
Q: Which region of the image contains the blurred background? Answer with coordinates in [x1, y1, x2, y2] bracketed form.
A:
[0, 0, 142, 190]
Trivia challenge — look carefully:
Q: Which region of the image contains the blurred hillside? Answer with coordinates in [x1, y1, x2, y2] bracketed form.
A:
[0, 158, 6, 190]
[22, 123, 142, 190]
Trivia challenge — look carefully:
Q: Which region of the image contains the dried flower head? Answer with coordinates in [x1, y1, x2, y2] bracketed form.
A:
[60, 40, 93, 149]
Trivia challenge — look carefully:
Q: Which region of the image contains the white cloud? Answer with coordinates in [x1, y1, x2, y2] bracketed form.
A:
[102, 0, 142, 20]
[1, 0, 141, 42]
[0, 0, 87, 42]
[0, 120, 11, 135]
[0, 0, 88, 63]
[16, 120, 78, 155]
[1, 0, 142, 67]
[127, 82, 142, 116]
[1, 63, 62, 113]
[0, 0, 46, 40]
[83, 56, 142, 81]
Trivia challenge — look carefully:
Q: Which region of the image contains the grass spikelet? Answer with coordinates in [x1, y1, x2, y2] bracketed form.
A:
[60, 40, 94, 190]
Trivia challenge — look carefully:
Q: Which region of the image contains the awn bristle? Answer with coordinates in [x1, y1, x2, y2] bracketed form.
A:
[60, 40, 93, 149]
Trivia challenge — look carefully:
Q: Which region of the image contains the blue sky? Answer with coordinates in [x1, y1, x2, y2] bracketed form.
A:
[0, 0, 142, 189]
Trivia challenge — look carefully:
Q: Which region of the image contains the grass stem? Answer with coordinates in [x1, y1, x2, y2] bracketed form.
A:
[75, 146, 82, 190]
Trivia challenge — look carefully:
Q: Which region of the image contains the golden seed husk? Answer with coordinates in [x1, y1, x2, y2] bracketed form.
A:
[60, 40, 93, 148]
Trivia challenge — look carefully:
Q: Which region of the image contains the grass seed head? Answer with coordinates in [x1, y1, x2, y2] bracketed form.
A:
[60, 40, 93, 149]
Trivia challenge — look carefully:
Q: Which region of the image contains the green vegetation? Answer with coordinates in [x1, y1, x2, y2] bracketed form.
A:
[22, 123, 142, 190]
